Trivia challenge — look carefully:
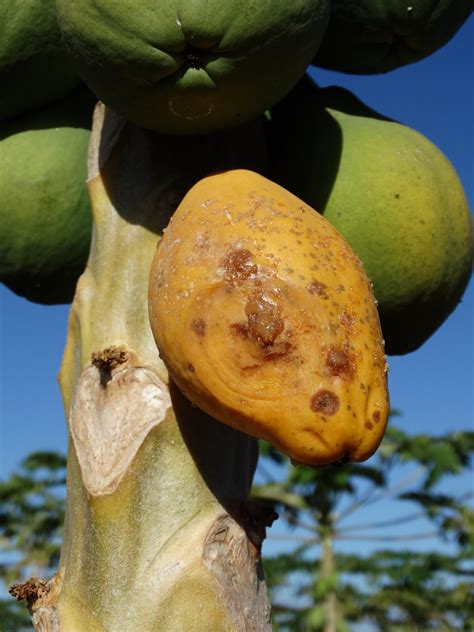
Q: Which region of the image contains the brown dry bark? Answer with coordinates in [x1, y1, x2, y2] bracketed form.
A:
[12, 105, 273, 631]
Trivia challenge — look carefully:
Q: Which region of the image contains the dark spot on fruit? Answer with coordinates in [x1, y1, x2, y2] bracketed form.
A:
[245, 290, 284, 346]
[307, 279, 329, 298]
[365, 421, 374, 430]
[222, 249, 257, 283]
[339, 310, 356, 330]
[327, 348, 354, 379]
[191, 318, 206, 336]
[262, 341, 293, 362]
[230, 322, 249, 340]
[310, 390, 340, 415]
[373, 410, 381, 423]
[188, 363, 195, 372]
[394, 193, 400, 199]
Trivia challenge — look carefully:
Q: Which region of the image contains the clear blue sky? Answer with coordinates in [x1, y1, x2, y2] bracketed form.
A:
[0, 17, 472, 484]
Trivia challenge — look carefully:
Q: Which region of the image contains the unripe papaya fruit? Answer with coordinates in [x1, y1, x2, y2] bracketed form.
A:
[149, 169, 389, 466]
[267, 77, 473, 355]
[56, 0, 329, 135]
[0, 0, 80, 122]
[313, 0, 472, 74]
[0, 89, 95, 304]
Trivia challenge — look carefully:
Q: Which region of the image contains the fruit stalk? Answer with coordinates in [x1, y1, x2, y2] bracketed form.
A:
[14, 104, 272, 631]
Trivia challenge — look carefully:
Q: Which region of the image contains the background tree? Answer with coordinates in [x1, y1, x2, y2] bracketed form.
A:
[0, 452, 66, 630]
[254, 420, 474, 631]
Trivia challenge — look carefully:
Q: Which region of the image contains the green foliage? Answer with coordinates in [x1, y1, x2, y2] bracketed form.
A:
[0, 451, 66, 629]
[256, 423, 474, 631]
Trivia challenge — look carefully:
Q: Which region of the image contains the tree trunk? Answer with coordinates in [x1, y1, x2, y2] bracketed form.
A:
[321, 533, 337, 632]
[13, 104, 273, 631]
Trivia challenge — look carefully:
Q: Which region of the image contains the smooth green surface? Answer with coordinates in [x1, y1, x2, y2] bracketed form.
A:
[0, 0, 80, 121]
[0, 89, 94, 304]
[313, 0, 472, 74]
[268, 78, 473, 354]
[56, 0, 329, 134]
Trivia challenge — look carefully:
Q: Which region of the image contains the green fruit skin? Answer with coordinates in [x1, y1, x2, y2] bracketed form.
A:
[313, 0, 472, 74]
[0, 0, 80, 122]
[56, 0, 329, 135]
[267, 77, 473, 355]
[0, 89, 95, 304]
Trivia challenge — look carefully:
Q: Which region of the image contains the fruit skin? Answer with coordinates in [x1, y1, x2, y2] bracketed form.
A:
[0, 0, 80, 122]
[149, 169, 389, 466]
[56, 0, 329, 135]
[267, 77, 473, 355]
[313, 0, 472, 74]
[0, 89, 95, 304]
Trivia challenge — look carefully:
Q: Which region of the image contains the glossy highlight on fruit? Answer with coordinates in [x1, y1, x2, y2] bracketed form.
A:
[149, 169, 389, 466]
[267, 77, 473, 355]
[56, 0, 329, 134]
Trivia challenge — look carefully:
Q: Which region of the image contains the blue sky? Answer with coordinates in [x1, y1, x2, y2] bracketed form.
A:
[0, 17, 472, 491]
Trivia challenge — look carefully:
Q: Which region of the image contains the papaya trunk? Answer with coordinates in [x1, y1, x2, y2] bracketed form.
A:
[15, 105, 273, 631]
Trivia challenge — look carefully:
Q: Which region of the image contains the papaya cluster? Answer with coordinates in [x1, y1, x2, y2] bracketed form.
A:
[1, 1, 472, 461]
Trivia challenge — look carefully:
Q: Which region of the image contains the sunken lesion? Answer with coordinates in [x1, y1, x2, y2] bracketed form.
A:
[326, 347, 355, 379]
[245, 290, 284, 347]
[310, 390, 340, 416]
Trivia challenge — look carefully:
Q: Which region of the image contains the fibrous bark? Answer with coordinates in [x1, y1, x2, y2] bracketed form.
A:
[12, 104, 273, 631]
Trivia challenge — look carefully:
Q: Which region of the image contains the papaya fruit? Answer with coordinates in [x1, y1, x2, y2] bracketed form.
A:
[56, 0, 329, 135]
[0, 0, 80, 122]
[149, 169, 389, 466]
[0, 89, 95, 304]
[267, 76, 473, 355]
[313, 0, 472, 74]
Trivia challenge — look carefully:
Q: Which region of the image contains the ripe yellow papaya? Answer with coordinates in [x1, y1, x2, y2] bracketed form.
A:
[149, 169, 389, 466]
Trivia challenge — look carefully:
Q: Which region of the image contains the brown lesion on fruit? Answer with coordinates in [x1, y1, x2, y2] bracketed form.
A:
[373, 410, 381, 423]
[191, 318, 206, 337]
[91, 346, 132, 387]
[307, 279, 329, 299]
[326, 347, 355, 380]
[339, 309, 356, 331]
[222, 248, 258, 283]
[310, 390, 340, 415]
[245, 290, 284, 347]
[230, 290, 294, 368]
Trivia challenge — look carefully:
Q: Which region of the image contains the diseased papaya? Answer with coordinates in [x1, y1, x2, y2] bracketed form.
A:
[0, 0, 80, 121]
[267, 76, 473, 355]
[149, 169, 389, 466]
[0, 89, 95, 304]
[312, 0, 472, 74]
[56, 0, 329, 134]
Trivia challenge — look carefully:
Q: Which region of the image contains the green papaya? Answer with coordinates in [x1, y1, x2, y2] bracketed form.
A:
[0, 88, 95, 304]
[56, 0, 329, 135]
[312, 0, 472, 74]
[0, 0, 80, 122]
[267, 76, 473, 355]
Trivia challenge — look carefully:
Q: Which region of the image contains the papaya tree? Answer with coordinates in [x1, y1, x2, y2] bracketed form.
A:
[1, 1, 472, 630]
[254, 425, 474, 630]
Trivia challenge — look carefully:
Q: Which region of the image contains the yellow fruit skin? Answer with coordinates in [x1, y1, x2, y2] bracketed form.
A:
[149, 170, 389, 466]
